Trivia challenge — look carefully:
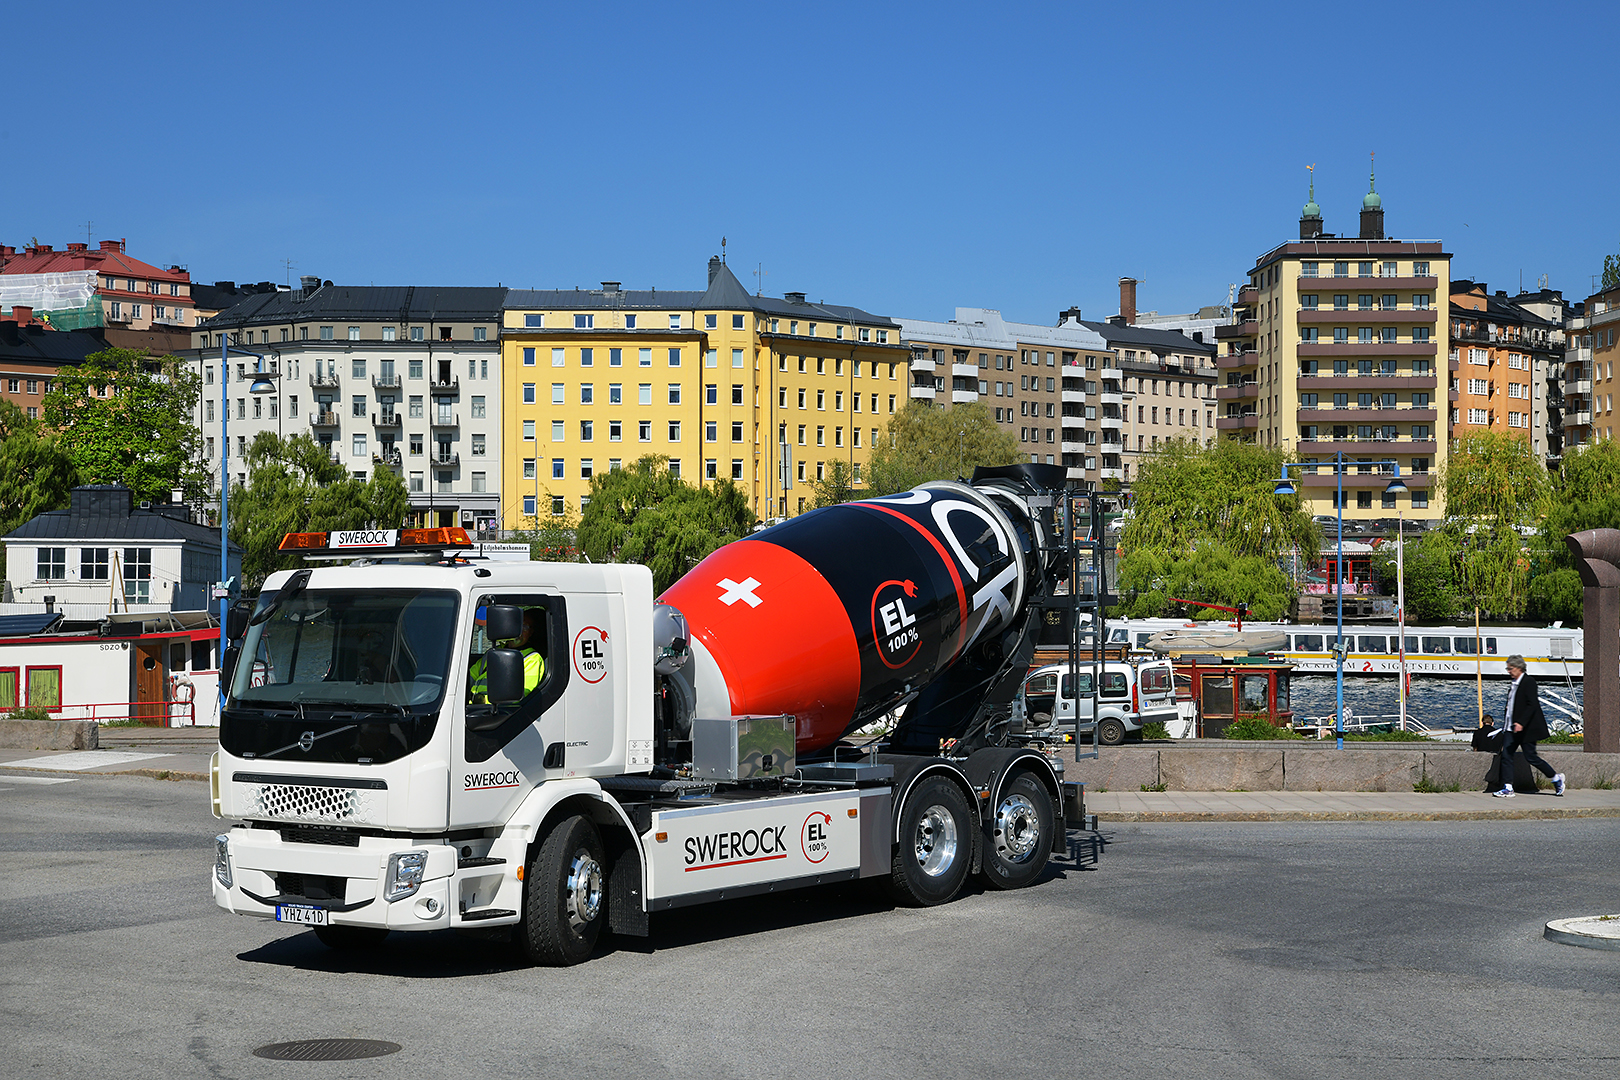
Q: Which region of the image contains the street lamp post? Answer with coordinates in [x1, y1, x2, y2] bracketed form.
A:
[216, 334, 277, 703]
[1273, 452, 1407, 749]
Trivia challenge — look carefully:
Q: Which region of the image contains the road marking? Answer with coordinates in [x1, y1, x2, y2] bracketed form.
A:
[0, 775, 78, 786]
[0, 751, 173, 772]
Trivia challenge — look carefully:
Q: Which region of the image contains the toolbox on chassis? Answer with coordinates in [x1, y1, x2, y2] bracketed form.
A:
[213, 467, 1089, 965]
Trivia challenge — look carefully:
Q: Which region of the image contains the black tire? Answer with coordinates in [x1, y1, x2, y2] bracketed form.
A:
[884, 775, 973, 907]
[1098, 717, 1127, 746]
[518, 814, 606, 966]
[312, 924, 388, 950]
[979, 771, 1055, 891]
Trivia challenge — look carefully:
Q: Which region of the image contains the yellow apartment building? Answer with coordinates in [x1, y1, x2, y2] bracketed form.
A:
[500, 258, 908, 525]
[1214, 173, 1451, 520]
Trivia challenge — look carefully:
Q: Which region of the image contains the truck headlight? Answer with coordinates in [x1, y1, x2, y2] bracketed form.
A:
[214, 834, 233, 889]
[385, 851, 428, 901]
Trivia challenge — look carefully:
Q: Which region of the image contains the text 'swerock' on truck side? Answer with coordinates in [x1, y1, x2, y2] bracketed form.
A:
[212, 464, 1088, 964]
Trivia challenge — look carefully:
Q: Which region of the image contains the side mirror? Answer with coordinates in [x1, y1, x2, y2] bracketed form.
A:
[484, 647, 526, 703]
[485, 604, 523, 643]
[226, 600, 252, 642]
[221, 643, 241, 694]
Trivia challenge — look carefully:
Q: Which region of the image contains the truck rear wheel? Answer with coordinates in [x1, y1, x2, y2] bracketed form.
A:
[885, 776, 972, 907]
[519, 814, 606, 966]
[979, 771, 1054, 890]
[1098, 718, 1127, 746]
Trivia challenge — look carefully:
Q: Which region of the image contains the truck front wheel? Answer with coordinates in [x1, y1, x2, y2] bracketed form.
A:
[519, 814, 607, 966]
[885, 776, 972, 907]
[980, 771, 1054, 891]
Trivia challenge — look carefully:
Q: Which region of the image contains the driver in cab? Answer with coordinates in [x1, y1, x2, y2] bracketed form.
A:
[468, 609, 545, 704]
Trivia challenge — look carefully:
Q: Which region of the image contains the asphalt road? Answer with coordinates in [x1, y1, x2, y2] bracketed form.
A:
[1, 774, 1616, 1080]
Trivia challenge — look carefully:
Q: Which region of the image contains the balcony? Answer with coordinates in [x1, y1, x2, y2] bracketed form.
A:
[371, 450, 403, 469]
[1062, 440, 1084, 454]
[1216, 383, 1259, 400]
[1099, 467, 1123, 482]
[909, 355, 936, 372]
[309, 373, 340, 389]
[430, 452, 460, 468]
[1298, 274, 1438, 290]
[1216, 413, 1259, 430]
[1297, 307, 1437, 326]
[951, 389, 978, 404]
[1297, 407, 1437, 424]
[1452, 326, 1557, 351]
[372, 373, 402, 391]
[430, 377, 460, 396]
[1297, 374, 1437, 391]
[1062, 389, 1085, 403]
[1297, 472, 1432, 490]
[309, 410, 340, 429]
[1098, 390, 1123, 405]
[430, 411, 459, 429]
[1236, 286, 1259, 308]
[373, 411, 402, 428]
[1297, 341, 1438, 357]
[951, 363, 978, 378]
[1218, 352, 1258, 370]
[1565, 411, 1593, 427]
[910, 385, 936, 399]
[1297, 438, 1438, 456]
[1566, 379, 1592, 396]
[1215, 320, 1258, 340]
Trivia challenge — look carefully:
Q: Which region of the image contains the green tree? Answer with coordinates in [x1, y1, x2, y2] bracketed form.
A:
[1114, 439, 1319, 618]
[0, 402, 80, 581]
[228, 432, 410, 587]
[577, 456, 757, 593]
[808, 459, 860, 509]
[1604, 239, 1620, 290]
[40, 347, 208, 505]
[1370, 532, 1461, 623]
[1526, 439, 1620, 625]
[1438, 430, 1548, 619]
[865, 401, 1022, 496]
[507, 508, 581, 562]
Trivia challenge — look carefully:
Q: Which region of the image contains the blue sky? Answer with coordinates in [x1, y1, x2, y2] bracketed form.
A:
[5, 1, 1616, 325]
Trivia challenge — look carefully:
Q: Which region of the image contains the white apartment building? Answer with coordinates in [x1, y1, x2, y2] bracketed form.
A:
[190, 280, 506, 531]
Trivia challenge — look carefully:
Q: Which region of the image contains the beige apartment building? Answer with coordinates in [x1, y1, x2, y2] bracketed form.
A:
[1214, 177, 1450, 520]
[1565, 281, 1620, 448]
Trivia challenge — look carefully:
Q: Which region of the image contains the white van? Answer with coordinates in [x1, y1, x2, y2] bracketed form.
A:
[1016, 658, 1179, 745]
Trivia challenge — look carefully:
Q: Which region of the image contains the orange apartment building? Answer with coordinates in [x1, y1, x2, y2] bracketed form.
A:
[1565, 281, 1620, 447]
[1447, 282, 1561, 461]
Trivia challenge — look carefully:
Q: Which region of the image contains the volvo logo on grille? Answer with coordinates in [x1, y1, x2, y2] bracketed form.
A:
[298, 730, 315, 752]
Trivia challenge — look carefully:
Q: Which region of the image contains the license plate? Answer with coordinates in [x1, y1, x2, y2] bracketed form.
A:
[275, 904, 329, 926]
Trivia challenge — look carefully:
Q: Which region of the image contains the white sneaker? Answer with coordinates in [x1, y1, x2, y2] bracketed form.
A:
[1553, 773, 1566, 796]
[1492, 786, 1515, 798]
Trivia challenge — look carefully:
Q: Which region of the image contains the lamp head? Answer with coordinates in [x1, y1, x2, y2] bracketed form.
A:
[1273, 475, 1297, 497]
[249, 372, 278, 394]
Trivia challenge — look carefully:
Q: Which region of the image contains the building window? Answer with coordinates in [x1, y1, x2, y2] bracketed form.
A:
[522, 420, 535, 440]
[523, 347, 536, 367]
[522, 494, 536, 515]
[580, 348, 593, 368]
[580, 420, 593, 441]
[523, 458, 536, 479]
[552, 458, 565, 479]
[639, 420, 652, 442]
[552, 420, 565, 441]
[122, 547, 153, 604]
[669, 384, 681, 405]
[552, 348, 566, 367]
[552, 496, 566, 515]
[320, 326, 334, 340]
[706, 421, 718, 442]
[348, 326, 361, 340]
[575, 314, 594, 329]
[472, 434, 486, 456]
[609, 420, 622, 442]
[732, 349, 744, 368]
[668, 421, 681, 441]
[731, 421, 743, 442]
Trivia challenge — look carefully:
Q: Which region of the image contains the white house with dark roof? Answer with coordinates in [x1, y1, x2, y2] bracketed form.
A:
[2, 484, 242, 615]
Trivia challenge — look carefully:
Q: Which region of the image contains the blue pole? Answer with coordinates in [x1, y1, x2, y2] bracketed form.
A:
[1335, 451, 1344, 750]
[219, 334, 228, 708]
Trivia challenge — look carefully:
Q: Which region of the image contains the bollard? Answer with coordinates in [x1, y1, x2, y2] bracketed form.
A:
[1566, 529, 1620, 755]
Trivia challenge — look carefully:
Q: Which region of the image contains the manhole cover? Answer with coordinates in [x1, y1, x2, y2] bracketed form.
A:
[252, 1039, 401, 1061]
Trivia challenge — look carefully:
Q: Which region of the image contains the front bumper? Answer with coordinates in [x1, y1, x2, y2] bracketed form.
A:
[212, 827, 521, 932]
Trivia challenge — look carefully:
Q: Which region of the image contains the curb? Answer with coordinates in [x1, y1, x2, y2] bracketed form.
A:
[0, 766, 208, 783]
[1098, 807, 1620, 822]
[1544, 916, 1620, 951]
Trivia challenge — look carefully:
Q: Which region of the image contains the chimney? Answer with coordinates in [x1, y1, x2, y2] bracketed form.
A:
[1058, 306, 1082, 325]
[10, 305, 32, 324]
[1118, 278, 1138, 326]
[299, 275, 322, 295]
[68, 242, 88, 252]
[707, 256, 722, 285]
[600, 281, 620, 293]
[0, 246, 13, 257]
[785, 292, 807, 305]
[99, 240, 121, 251]
[36, 244, 53, 253]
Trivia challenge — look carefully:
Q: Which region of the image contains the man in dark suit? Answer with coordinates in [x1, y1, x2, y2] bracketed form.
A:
[1493, 655, 1565, 797]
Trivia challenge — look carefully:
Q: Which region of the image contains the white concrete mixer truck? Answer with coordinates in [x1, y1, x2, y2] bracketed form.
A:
[210, 463, 1086, 965]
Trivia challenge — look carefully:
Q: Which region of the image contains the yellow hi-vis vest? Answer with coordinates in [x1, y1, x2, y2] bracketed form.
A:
[469, 647, 544, 702]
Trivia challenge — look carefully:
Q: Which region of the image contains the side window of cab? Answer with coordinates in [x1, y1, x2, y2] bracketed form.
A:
[465, 593, 570, 763]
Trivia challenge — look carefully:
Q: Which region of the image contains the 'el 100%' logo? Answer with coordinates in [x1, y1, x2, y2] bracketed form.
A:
[870, 579, 922, 669]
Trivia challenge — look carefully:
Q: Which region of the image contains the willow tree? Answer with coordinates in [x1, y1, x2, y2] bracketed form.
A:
[1115, 438, 1318, 620]
[1528, 438, 1620, 624]
[1438, 430, 1548, 620]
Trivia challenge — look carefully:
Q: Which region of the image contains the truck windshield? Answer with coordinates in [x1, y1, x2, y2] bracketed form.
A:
[220, 589, 459, 766]
[230, 588, 459, 710]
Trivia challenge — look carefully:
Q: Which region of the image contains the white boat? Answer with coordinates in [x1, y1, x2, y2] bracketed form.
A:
[1097, 617, 1586, 681]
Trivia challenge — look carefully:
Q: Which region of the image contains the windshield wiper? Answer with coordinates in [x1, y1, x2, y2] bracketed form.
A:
[260, 724, 358, 759]
[249, 568, 312, 628]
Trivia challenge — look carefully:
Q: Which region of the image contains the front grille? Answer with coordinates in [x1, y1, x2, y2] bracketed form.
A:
[282, 826, 361, 847]
[274, 872, 347, 902]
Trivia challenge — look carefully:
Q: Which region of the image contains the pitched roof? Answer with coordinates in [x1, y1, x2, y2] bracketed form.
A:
[0, 322, 110, 364]
[506, 260, 898, 328]
[1075, 319, 1216, 356]
[201, 285, 509, 329]
[0, 241, 190, 284]
[4, 485, 241, 550]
